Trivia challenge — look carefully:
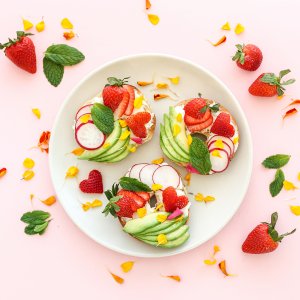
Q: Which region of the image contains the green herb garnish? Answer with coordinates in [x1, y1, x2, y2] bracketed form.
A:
[262, 154, 291, 169]
[21, 210, 51, 235]
[91, 103, 114, 135]
[269, 169, 285, 197]
[119, 177, 151, 192]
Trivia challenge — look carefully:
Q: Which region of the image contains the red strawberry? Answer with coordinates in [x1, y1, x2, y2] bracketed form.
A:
[232, 44, 263, 71]
[175, 195, 189, 209]
[184, 109, 211, 126]
[187, 116, 213, 132]
[0, 31, 36, 73]
[162, 186, 189, 212]
[102, 77, 130, 116]
[79, 170, 103, 193]
[210, 113, 234, 137]
[249, 70, 295, 97]
[242, 212, 296, 254]
[135, 191, 151, 202]
[115, 194, 136, 218]
[126, 112, 151, 138]
[183, 98, 206, 119]
[117, 190, 146, 209]
[124, 85, 135, 116]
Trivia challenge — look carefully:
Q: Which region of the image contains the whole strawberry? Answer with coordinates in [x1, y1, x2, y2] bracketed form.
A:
[0, 31, 36, 73]
[249, 69, 295, 97]
[242, 212, 296, 254]
[232, 44, 263, 71]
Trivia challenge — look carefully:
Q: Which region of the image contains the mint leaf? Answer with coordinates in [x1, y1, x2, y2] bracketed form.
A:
[21, 210, 50, 224]
[119, 177, 151, 192]
[43, 57, 64, 87]
[189, 136, 211, 174]
[34, 222, 49, 235]
[91, 103, 114, 135]
[24, 224, 37, 235]
[270, 169, 285, 197]
[262, 154, 290, 169]
[45, 44, 85, 66]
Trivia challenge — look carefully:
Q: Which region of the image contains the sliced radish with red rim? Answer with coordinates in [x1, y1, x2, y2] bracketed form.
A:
[75, 121, 106, 150]
[75, 113, 92, 129]
[75, 104, 93, 120]
[208, 139, 232, 158]
[139, 164, 160, 187]
[209, 148, 229, 173]
[128, 163, 148, 180]
[152, 165, 180, 189]
[207, 135, 234, 156]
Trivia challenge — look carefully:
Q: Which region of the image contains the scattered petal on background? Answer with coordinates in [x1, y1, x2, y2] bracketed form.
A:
[82, 199, 102, 211]
[32, 108, 41, 119]
[91, 200, 102, 207]
[30, 194, 34, 201]
[168, 76, 180, 85]
[204, 258, 217, 265]
[218, 260, 233, 276]
[298, 172, 300, 181]
[0, 167, 7, 178]
[38, 131, 51, 153]
[137, 81, 153, 86]
[71, 147, 85, 156]
[184, 172, 191, 186]
[148, 14, 160, 25]
[286, 99, 300, 107]
[154, 94, 169, 101]
[164, 275, 181, 282]
[110, 272, 124, 284]
[156, 83, 169, 89]
[22, 170, 35, 181]
[63, 31, 75, 40]
[41, 196, 56, 206]
[234, 23, 245, 34]
[283, 108, 298, 120]
[210, 36, 226, 47]
[290, 206, 300, 216]
[121, 261, 134, 273]
[35, 20, 45, 32]
[146, 0, 151, 9]
[65, 166, 79, 178]
[277, 95, 285, 100]
[23, 158, 35, 169]
[221, 22, 231, 30]
[23, 18, 33, 30]
[283, 180, 298, 190]
[152, 157, 164, 164]
[194, 193, 215, 203]
[61, 18, 73, 29]
[214, 245, 220, 254]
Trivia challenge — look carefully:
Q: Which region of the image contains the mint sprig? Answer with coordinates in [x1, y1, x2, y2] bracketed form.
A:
[43, 44, 85, 87]
[91, 103, 114, 135]
[21, 210, 51, 235]
[103, 183, 121, 217]
[262, 154, 290, 169]
[119, 177, 151, 192]
[200, 103, 220, 113]
[269, 169, 285, 197]
[189, 136, 212, 175]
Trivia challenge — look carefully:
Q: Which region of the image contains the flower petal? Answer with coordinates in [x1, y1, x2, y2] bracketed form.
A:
[110, 272, 124, 284]
[41, 196, 56, 206]
[152, 157, 164, 164]
[221, 22, 231, 30]
[137, 81, 153, 86]
[71, 147, 85, 156]
[0, 168, 7, 178]
[121, 261, 134, 273]
[36, 20, 45, 32]
[210, 36, 226, 47]
[146, 0, 151, 9]
[234, 23, 245, 34]
[154, 94, 169, 101]
[290, 206, 300, 216]
[23, 19, 33, 31]
[65, 166, 79, 178]
[164, 275, 181, 282]
[148, 14, 160, 25]
[61, 18, 73, 29]
[63, 31, 75, 40]
[32, 108, 41, 119]
[283, 108, 298, 120]
[283, 180, 298, 190]
[22, 170, 35, 181]
[168, 76, 180, 85]
[23, 158, 35, 169]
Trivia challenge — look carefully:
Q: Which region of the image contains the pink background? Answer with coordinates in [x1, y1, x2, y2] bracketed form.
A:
[1, 0, 300, 299]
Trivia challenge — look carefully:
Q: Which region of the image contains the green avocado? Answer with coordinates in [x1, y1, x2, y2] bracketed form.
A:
[163, 114, 190, 161]
[123, 212, 169, 235]
[169, 106, 190, 154]
[137, 232, 190, 248]
[137, 225, 189, 242]
[160, 135, 182, 163]
[78, 120, 121, 160]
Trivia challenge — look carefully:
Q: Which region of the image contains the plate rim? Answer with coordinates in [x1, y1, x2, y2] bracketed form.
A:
[49, 53, 253, 258]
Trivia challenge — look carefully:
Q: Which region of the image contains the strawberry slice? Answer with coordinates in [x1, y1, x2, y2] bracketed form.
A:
[187, 116, 213, 132]
[210, 112, 235, 137]
[136, 191, 150, 202]
[124, 85, 135, 116]
[183, 98, 206, 119]
[117, 190, 146, 209]
[184, 109, 211, 125]
[127, 112, 151, 138]
[115, 91, 129, 117]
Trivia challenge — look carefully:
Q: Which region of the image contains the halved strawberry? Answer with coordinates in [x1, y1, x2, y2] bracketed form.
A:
[136, 191, 150, 202]
[126, 112, 151, 138]
[210, 112, 235, 137]
[187, 116, 213, 132]
[183, 98, 206, 119]
[117, 190, 146, 209]
[114, 91, 129, 117]
[124, 85, 135, 116]
[162, 186, 178, 212]
[184, 109, 212, 126]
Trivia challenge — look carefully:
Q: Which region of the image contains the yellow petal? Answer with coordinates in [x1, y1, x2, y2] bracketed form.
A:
[82, 202, 91, 211]
[103, 142, 111, 149]
[137, 207, 147, 218]
[152, 157, 164, 164]
[221, 22, 231, 30]
[157, 233, 168, 245]
[71, 147, 85, 156]
[128, 145, 137, 153]
[204, 196, 216, 202]
[152, 183, 163, 191]
[121, 261, 134, 273]
[184, 172, 191, 181]
[134, 95, 144, 109]
[156, 83, 168, 89]
[23, 19, 33, 31]
[32, 108, 41, 119]
[23, 158, 35, 169]
[164, 275, 181, 282]
[137, 81, 153, 86]
[79, 114, 91, 123]
[22, 170, 35, 181]
[168, 76, 180, 85]
[204, 259, 217, 265]
[110, 272, 124, 284]
[214, 139, 224, 149]
[175, 215, 184, 222]
[65, 166, 79, 178]
[173, 124, 181, 137]
[154, 203, 163, 211]
[157, 214, 168, 223]
[119, 119, 128, 128]
[277, 94, 285, 100]
[214, 245, 220, 254]
[35, 20, 45, 32]
[298, 172, 300, 181]
[283, 180, 298, 191]
[176, 113, 183, 122]
[91, 199, 102, 207]
[148, 14, 160, 25]
[30, 194, 34, 201]
[41, 196, 56, 206]
[290, 206, 300, 216]
[234, 23, 245, 35]
[61, 18, 73, 29]
[211, 150, 222, 158]
[233, 136, 239, 144]
[194, 193, 204, 202]
[187, 134, 193, 146]
[120, 130, 131, 140]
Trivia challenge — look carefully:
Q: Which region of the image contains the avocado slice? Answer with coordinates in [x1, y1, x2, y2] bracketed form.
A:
[163, 114, 190, 161]
[78, 120, 121, 160]
[160, 135, 183, 163]
[108, 147, 130, 162]
[169, 106, 190, 154]
[123, 212, 169, 235]
[137, 232, 190, 248]
[137, 225, 189, 242]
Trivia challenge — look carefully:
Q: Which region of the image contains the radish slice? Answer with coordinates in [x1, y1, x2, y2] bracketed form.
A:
[75, 121, 105, 150]
[152, 165, 180, 189]
[75, 104, 93, 120]
[139, 164, 160, 187]
[209, 148, 229, 173]
[128, 163, 148, 180]
[208, 139, 232, 158]
[207, 135, 234, 155]
[75, 113, 92, 129]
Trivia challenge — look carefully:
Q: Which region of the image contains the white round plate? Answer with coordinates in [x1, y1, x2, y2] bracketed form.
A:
[49, 54, 253, 258]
